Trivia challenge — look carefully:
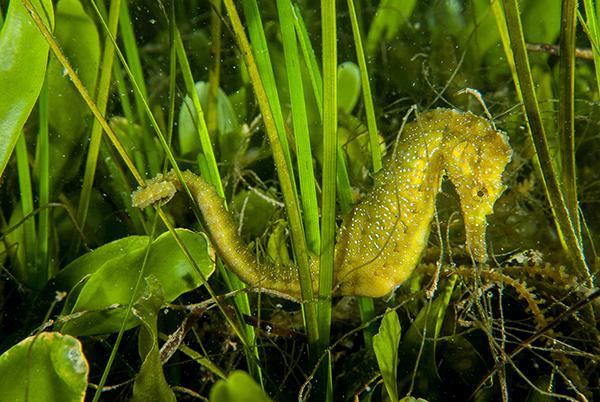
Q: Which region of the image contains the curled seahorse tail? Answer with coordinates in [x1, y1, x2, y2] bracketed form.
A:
[133, 169, 306, 300]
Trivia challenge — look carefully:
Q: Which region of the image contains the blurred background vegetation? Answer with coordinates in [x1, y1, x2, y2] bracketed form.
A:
[0, 0, 599, 401]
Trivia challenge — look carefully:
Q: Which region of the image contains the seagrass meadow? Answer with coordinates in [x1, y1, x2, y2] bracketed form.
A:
[0, 0, 599, 401]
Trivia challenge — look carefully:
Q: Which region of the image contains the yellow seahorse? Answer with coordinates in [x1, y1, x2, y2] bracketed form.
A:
[132, 109, 512, 300]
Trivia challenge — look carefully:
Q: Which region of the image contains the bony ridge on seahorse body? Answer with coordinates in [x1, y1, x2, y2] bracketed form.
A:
[132, 108, 512, 300]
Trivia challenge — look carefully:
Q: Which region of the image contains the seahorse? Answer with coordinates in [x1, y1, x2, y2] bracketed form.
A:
[132, 108, 512, 300]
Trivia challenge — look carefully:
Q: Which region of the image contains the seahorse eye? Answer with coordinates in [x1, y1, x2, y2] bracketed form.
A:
[477, 188, 486, 198]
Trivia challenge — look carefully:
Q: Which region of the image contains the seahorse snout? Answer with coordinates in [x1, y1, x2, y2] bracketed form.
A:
[462, 210, 491, 262]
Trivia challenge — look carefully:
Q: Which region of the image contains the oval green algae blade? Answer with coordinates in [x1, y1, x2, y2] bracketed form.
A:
[0, 332, 88, 402]
[53, 229, 214, 336]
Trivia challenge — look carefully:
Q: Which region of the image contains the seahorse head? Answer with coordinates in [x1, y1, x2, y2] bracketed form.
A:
[442, 114, 512, 262]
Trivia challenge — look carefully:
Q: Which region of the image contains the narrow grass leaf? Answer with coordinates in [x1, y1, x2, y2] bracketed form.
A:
[37, 80, 51, 278]
[345, 0, 383, 345]
[46, 0, 100, 190]
[558, 0, 580, 240]
[501, 0, 591, 284]
[118, 1, 161, 175]
[293, 5, 353, 211]
[240, 0, 296, 176]
[223, 0, 319, 346]
[118, 1, 149, 124]
[347, 0, 382, 172]
[75, 0, 120, 247]
[581, 0, 600, 98]
[490, 0, 520, 90]
[174, 29, 223, 194]
[277, 0, 320, 253]
[318, 0, 338, 352]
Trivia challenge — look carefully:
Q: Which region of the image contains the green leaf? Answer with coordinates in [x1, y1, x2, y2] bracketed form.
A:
[46, 0, 100, 188]
[5, 205, 27, 284]
[231, 188, 278, 240]
[439, 335, 487, 388]
[365, 0, 417, 56]
[131, 276, 176, 402]
[398, 276, 457, 398]
[53, 229, 214, 336]
[0, 0, 54, 177]
[50, 235, 148, 292]
[210, 371, 273, 402]
[338, 114, 385, 185]
[373, 308, 401, 402]
[178, 81, 241, 157]
[267, 219, 293, 265]
[463, 0, 500, 63]
[0, 332, 88, 402]
[522, 0, 561, 43]
[337, 61, 361, 114]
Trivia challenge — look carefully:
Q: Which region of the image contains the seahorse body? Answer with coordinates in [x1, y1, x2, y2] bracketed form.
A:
[333, 109, 512, 296]
[132, 109, 512, 300]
